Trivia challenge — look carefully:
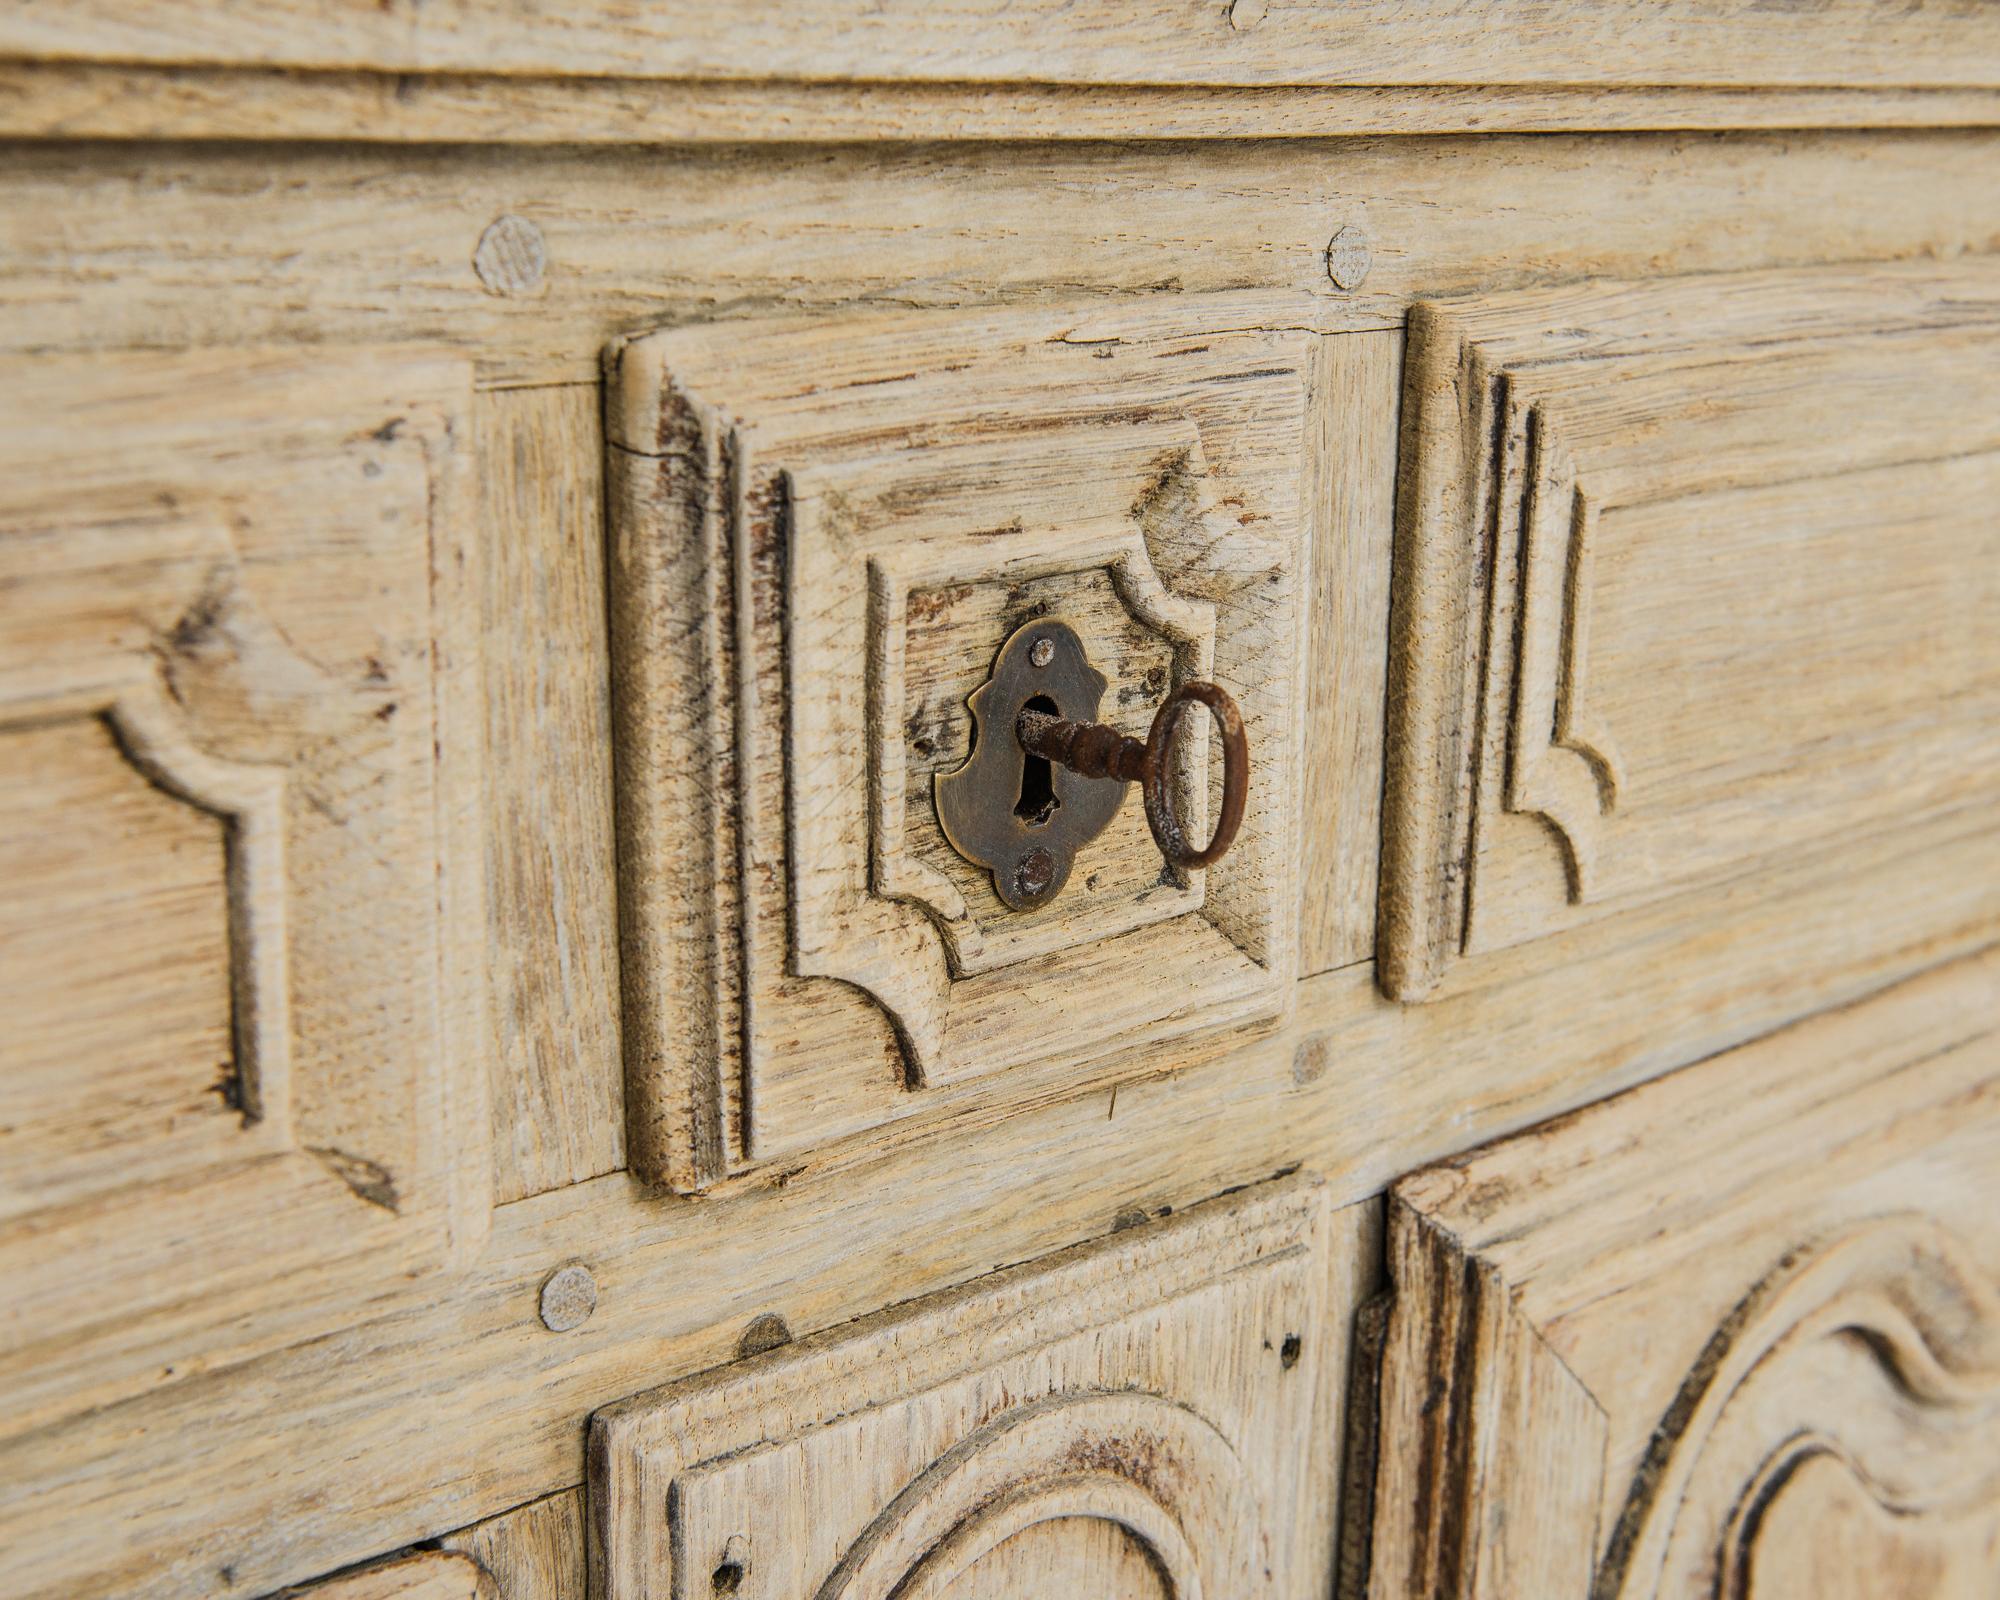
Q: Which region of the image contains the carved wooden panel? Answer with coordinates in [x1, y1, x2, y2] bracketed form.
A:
[592, 1177, 1360, 1600]
[607, 303, 1312, 1190]
[0, 349, 485, 1438]
[1378, 259, 2000, 998]
[1359, 947, 2000, 1599]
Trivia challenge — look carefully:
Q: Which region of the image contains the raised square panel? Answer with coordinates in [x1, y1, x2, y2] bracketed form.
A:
[0, 348, 483, 1435]
[1378, 260, 2000, 999]
[592, 1177, 1356, 1600]
[608, 305, 1312, 1189]
[1360, 948, 2000, 1599]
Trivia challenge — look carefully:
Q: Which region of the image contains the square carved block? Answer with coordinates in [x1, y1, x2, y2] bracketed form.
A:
[0, 349, 484, 1436]
[592, 1177, 1353, 1600]
[608, 304, 1312, 1190]
[1378, 260, 2000, 1000]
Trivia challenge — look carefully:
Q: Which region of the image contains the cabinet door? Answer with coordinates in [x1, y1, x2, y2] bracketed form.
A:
[1358, 948, 2000, 1599]
[592, 1178, 1368, 1599]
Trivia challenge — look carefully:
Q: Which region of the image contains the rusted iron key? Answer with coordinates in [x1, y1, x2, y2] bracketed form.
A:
[1016, 680, 1249, 874]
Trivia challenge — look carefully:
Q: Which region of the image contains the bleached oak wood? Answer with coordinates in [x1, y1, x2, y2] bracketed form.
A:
[9, 68, 2000, 144]
[8, 808, 1993, 1599]
[1379, 258, 2000, 999]
[5, 1, 1998, 88]
[1301, 329, 1400, 976]
[607, 302, 1310, 1189]
[3, 136, 1998, 391]
[439, 1492, 587, 1600]
[1362, 947, 2000, 1599]
[0, 348, 489, 1443]
[477, 386, 624, 1203]
[0, 42, 1997, 1600]
[592, 1177, 1366, 1600]
[282, 1552, 493, 1600]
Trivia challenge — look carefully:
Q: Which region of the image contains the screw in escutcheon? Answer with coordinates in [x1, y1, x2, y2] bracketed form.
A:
[1013, 847, 1058, 903]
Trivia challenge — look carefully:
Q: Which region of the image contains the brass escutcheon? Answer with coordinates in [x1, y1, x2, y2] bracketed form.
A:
[934, 620, 1249, 911]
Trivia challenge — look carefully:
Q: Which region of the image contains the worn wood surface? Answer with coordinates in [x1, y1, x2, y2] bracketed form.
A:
[0, 348, 489, 1445]
[1364, 947, 2000, 1598]
[593, 1178, 1366, 1599]
[3, 136, 1998, 391]
[607, 303, 1309, 1189]
[1379, 258, 2000, 999]
[477, 386, 624, 1203]
[9, 68, 2000, 144]
[6, 1, 1999, 88]
[9, 811, 1994, 1597]
[439, 1492, 586, 1600]
[0, 54, 1997, 1600]
[1301, 329, 1399, 976]
[284, 1552, 493, 1600]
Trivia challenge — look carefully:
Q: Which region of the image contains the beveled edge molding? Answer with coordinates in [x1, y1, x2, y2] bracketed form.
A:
[1376, 258, 2000, 1001]
[607, 321, 1302, 1190]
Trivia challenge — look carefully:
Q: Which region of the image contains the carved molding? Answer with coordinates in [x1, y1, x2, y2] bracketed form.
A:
[1378, 258, 2000, 1000]
[592, 1177, 1341, 1600]
[1500, 410, 1625, 900]
[1601, 1217, 2000, 1600]
[0, 515, 294, 1141]
[607, 308, 1308, 1190]
[819, 1393, 1257, 1599]
[1362, 951, 2000, 1600]
[798, 429, 1221, 1082]
[0, 345, 485, 1447]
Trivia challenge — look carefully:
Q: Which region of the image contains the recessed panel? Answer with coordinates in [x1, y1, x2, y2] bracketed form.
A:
[593, 1178, 1359, 1600]
[1378, 260, 2000, 999]
[0, 347, 483, 1439]
[607, 302, 1312, 1189]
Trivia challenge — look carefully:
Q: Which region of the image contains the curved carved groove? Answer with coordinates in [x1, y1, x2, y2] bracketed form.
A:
[1596, 1216, 2000, 1600]
[106, 680, 292, 1136]
[890, 1474, 1198, 1599]
[815, 1391, 1261, 1600]
[0, 513, 298, 1144]
[818, 501, 1222, 1085]
[1719, 1438, 2000, 1599]
[1507, 411, 1625, 903]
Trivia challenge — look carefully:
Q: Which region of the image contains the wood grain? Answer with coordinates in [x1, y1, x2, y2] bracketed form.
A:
[8, 67, 2000, 144]
[477, 386, 623, 1203]
[607, 303, 1309, 1189]
[592, 1177, 1365, 1600]
[0, 713, 235, 1218]
[3, 136, 1998, 390]
[9, 805, 1994, 1597]
[0, 348, 489, 1445]
[1363, 947, 2000, 1598]
[0, 65, 1996, 1600]
[1300, 329, 1399, 976]
[1378, 258, 2000, 999]
[5, 1, 1998, 88]
[282, 1552, 493, 1600]
[440, 1491, 586, 1600]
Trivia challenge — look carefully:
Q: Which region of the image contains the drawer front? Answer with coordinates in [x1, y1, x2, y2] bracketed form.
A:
[1380, 259, 2000, 999]
[1361, 948, 2000, 1598]
[0, 349, 486, 1437]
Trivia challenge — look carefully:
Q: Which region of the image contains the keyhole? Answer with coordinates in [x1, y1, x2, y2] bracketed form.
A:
[1014, 696, 1061, 826]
